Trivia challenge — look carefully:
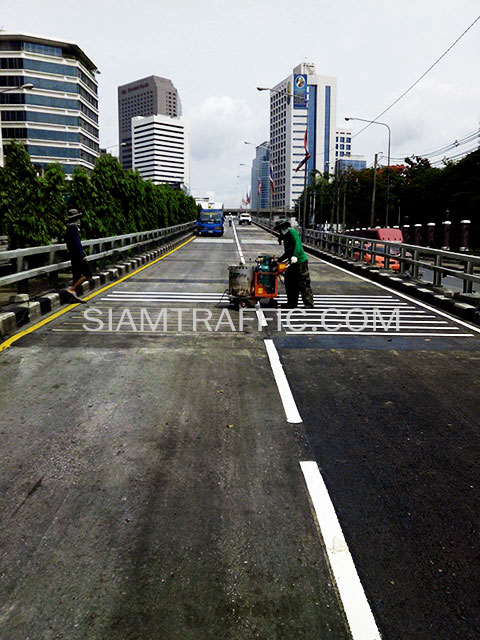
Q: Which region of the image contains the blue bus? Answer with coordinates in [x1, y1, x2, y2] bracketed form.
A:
[196, 208, 224, 236]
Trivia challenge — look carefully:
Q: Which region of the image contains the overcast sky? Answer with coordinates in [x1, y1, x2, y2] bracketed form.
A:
[2, 0, 479, 206]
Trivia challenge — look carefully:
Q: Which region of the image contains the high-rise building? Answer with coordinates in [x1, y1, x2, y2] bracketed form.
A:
[250, 142, 270, 211]
[336, 155, 367, 173]
[335, 127, 352, 160]
[269, 62, 337, 210]
[0, 33, 99, 174]
[118, 75, 182, 170]
[132, 114, 190, 190]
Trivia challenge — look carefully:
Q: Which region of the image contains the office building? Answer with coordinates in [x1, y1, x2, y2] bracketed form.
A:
[132, 114, 189, 190]
[118, 75, 181, 170]
[0, 33, 99, 174]
[335, 127, 352, 159]
[336, 155, 367, 173]
[269, 62, 337, 210]
[250, 141, 270, 211]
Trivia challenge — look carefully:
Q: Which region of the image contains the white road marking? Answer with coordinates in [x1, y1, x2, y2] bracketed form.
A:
[255, 302, 268, 328]
[286, 331, 474, 337]
[314, 258, 480, 335]
[264, 339, 302, 424]
[300, 461, 382, 640]
[193, 238, 234, 243]
[231, 222, 246, 265]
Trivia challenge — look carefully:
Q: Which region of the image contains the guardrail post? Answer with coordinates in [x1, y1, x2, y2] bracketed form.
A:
[16, 256, 28, 294]
[384, 242, 391, 270]
[48, 249, 59, 288]
[412, 249, 420, 279]
[442, 220, 451, 251]
[414, 223, 422, 246]
[433, 254, 442, 287]
[463, 260, 473, 294]
[399, 246, 407, 274]
[427, 223, 435, 247]
[459, 220, 470, 252]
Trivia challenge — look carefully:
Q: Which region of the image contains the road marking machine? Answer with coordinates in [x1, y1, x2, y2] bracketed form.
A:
[228, 255, 287, 309]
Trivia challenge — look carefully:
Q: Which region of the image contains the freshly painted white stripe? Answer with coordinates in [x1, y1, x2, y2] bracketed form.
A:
[286, 331, 474, 336]
[283, 313, 434, 318]
[232, 222, 246, 265]
[285, 320, 449, 326]
[193, 238, 234, 243]
[300, 461, 382, 640]
[264, 339, 302, 424]
[315, 258, 480, 335]
[255, 302, 268, 328]
[102, 291, 223, 296]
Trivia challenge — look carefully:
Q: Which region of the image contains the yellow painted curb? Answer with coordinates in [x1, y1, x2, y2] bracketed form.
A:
[0, 235, 195, 353]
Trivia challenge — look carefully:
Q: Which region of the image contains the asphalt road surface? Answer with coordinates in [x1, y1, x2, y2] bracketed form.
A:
[0, 222, 479, 640]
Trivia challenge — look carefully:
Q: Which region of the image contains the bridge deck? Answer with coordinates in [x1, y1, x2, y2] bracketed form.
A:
[0, 222, 479, 639]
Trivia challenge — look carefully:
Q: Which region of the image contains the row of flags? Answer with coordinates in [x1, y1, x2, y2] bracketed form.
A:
[240, 191, 251, 208]
[261, 127, 310, 197]
[244, 127, 310, 204]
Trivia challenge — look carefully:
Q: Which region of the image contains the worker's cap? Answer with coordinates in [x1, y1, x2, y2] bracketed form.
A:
[273, 219, 290, 231]
[67, 209, 83, 222]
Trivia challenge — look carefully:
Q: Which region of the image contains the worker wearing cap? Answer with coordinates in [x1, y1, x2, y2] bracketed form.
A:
[274, 219, 314, 309]
[65, 209, 90, 303]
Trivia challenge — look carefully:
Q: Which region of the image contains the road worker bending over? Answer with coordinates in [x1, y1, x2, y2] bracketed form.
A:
[274, 219, 314, 309]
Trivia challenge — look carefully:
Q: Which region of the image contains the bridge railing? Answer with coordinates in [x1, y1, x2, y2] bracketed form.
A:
[253, 216, 480, 295]
[0, 221, 195, 292]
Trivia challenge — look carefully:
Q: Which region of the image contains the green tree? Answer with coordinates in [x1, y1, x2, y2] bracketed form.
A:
[0, 141, 48, 248]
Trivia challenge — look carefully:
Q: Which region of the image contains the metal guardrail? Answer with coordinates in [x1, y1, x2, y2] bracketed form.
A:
[0, 222, 195, 290]
[253, 216, 480, 295]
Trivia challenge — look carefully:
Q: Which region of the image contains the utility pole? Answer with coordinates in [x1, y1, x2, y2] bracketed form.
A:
[342, 180, 347, 231]
[370, 153, 378, 228]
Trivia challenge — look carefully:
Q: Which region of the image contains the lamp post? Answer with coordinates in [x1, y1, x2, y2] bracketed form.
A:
[257, 86, 310, 236]
[0, 83, 34, 168]
[345, 116, 391, 227]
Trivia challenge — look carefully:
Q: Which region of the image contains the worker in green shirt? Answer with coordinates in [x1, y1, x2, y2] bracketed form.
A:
[274, 219, 314, 308]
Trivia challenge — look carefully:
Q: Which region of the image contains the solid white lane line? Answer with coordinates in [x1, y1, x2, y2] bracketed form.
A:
[232, 222, 246, 265]
[264, 339, 302, 424]
[285, 321, 449, 326]
[315, 258, 480, 335]
[300, 461, 382, 640]
[286, 331, 474, 337]
[255, 302, 268, 328]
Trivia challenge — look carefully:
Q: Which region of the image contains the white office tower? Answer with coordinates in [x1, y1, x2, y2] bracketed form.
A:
[132, 114, 190, 191]
[270, 62, 337, 210]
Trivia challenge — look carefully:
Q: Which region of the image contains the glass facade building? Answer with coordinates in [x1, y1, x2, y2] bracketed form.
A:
[250, 142, 270, 211]
[0, 34, 99, 174]
[269, 63, 337, 211]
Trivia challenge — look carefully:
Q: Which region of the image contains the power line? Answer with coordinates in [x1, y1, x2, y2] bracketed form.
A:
[352, 14, 480, 141]
[384, 128, 480, 163]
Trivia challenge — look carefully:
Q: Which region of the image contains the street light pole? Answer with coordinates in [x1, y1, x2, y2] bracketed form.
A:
[0, 83, 34, 168]
[345, 116, 391, 227]
[371, 152, 378, 228]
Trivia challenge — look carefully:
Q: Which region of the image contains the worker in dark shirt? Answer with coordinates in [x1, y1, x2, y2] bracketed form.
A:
[274, 219, 314, 308]
[65, 209, 90, 303]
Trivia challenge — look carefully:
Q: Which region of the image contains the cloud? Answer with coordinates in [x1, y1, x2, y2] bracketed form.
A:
[187, 96, 266, 206]
[189, 96, 258, 160]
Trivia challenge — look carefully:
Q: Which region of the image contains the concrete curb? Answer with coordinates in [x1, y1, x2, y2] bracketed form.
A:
[0, 233, 194, 338]
[254, 221, 480, 328]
